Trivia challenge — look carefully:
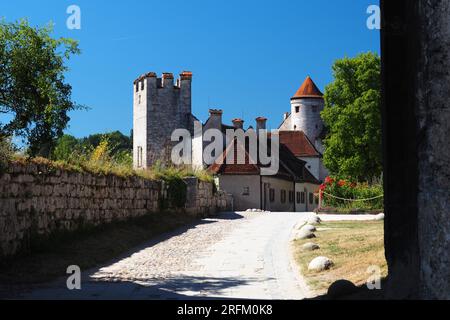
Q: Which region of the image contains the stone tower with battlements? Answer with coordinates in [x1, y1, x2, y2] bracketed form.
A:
[133, 71, 195, 169]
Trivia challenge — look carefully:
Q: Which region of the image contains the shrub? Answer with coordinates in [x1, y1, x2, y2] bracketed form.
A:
[320, 176, 384, 212]
[0, 136, 15, 172]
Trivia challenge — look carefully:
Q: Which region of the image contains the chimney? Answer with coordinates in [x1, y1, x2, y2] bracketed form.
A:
[208, 109, 223, 130]
[256, 117, 267, 133]
[232, 118, 244, 130]
[161, 73, 174, 88]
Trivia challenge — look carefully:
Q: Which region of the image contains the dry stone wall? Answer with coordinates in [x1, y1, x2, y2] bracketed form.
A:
[0, 161, 232, 258]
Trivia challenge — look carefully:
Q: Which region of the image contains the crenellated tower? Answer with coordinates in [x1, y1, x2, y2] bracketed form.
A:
[133, 71, 193, 169]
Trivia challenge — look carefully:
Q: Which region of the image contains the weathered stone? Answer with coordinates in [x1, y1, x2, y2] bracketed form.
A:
[302, 242, 320, 251]
[307, 215, 321, 225]
[308, 256, 334, 272]
[374, 213, 385, 221]
[300, 224, 317, 233]
[294, 229, 316, 240]
[0, 161, 233, 258]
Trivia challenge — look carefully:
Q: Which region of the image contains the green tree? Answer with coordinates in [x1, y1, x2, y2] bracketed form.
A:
[0, 19, 82, 157]
[321, 52, 382, 182]
[0, 136, 15, 171]
[52, 134, 79, 161]
[52, 131, 132, 165]
[79, 131, 132, 155]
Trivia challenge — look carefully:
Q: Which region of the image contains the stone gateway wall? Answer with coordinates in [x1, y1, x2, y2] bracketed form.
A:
[0, 161, 232, 258]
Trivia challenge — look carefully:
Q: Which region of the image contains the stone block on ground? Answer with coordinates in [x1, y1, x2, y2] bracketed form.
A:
[308, 256, 334, 272]
[294, 229, 316, 240]
[300, 224, 317, 233]
[302, 242, 320, 251]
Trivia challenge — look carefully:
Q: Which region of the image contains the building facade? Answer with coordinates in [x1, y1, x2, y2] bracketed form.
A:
[132, 72, 328, 212]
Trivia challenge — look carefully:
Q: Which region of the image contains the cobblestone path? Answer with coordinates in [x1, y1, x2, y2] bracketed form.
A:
[19, 212, 315, 300]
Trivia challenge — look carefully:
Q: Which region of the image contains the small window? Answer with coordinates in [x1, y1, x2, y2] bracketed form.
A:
[295, 106, 300, 113]
[137, 146, 143, 168]
[296, 192, 301, 204]
[138, 95, 141, 105]
[141, 80, 144, 90]
[243, 187, 250, 196]
[301, 192, 306, 204]
[289, 191, 294, 203]
[281, 190, 286, 203]
[269, 189, 275, 202]
[135, 83, 139, 92]
[309, 193, 314, 205]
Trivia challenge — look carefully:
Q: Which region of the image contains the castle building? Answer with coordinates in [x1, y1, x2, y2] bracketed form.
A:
[278, 76, 329, 181]
[132, 72, 327, 211]
[133, 71, 198, 169]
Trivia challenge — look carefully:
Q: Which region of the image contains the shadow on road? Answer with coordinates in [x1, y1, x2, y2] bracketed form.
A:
[20, 274, 272, 300]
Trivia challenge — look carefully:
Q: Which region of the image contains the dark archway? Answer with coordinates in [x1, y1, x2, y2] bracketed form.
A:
[381, 1, 450, 299]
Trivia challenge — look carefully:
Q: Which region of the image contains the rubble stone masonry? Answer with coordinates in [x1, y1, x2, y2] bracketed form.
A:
[0, 161, 232, 258]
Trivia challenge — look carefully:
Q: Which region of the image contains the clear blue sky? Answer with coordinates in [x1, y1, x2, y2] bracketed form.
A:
[1, 0, 380, 138]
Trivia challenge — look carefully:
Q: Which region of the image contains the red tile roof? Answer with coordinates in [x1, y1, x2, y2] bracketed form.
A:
[208, 136, 321, 184]
[292, 76, 323, 100]
[278, 131, 321, 157]
[209, 139, 260, 175]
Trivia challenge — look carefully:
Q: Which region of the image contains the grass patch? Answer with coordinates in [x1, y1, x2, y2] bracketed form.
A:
[293, 221, 387, 295]
[10, 156, 214, 183]
[0, 211, 196, 285]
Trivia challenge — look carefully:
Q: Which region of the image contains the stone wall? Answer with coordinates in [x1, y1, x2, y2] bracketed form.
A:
[382, 0, 450, 299]
[0, 161, 232, 259]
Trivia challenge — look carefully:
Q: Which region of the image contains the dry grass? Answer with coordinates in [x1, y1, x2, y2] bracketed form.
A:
[293, 221, 387, 295]
[9, 156, 214, 183]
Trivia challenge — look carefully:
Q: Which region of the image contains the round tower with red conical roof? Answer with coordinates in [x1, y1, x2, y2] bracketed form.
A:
[290, 76, 325, 143]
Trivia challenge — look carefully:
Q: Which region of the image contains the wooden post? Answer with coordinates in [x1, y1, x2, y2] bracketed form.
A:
[318, 191, 323, 211]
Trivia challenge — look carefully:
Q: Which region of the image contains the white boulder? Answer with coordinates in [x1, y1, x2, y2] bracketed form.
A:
[307, 216, 322, 225]
[302, 243, 320, 251]
[294, 229, 316, 240]
[300, 224, 317, 233]
[308, 256, 334, 272]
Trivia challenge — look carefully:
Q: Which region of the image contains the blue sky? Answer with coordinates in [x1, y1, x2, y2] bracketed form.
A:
[0, 0, 380, 138]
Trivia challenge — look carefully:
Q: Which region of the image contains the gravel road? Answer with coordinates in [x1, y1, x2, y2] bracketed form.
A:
[18, 211, 316, 300]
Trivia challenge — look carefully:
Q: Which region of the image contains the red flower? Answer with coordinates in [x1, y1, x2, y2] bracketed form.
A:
[350, 182, 357, 188]
[319, 184, 326, 191]
[325, 177, 334, 184]
[338, 180, 347, 187]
